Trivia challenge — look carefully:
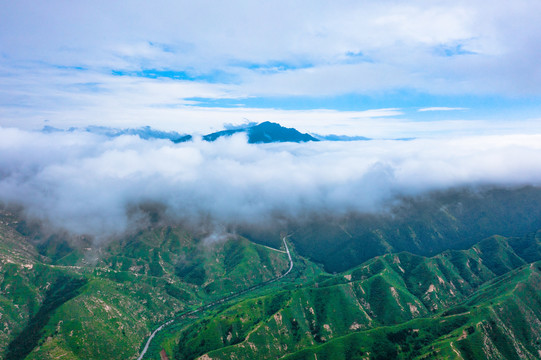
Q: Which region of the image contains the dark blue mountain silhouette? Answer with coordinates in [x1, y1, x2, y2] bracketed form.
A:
[202, 121, 319, 143]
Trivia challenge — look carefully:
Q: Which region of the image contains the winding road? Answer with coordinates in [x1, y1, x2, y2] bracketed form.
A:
[137, 237, 293, 360]
[281, 237, 293, 277]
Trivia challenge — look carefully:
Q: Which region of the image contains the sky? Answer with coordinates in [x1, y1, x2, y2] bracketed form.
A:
[2, 1, 541, 238]
[1, 0, 541, 137]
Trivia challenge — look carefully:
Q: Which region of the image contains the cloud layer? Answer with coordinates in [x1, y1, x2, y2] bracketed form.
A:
[2, 128, 541, 239]
[4, 0, 541, 97]
[2, 1, 541, 132]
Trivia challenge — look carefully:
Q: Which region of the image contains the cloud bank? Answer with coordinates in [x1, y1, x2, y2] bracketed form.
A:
[2, 1, 541, 132]
[1, 127, 541, 239]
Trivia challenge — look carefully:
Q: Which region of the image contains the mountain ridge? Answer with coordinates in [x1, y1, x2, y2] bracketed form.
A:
[2, 188, 541, 359]
[40, 122, 366, 144]
[175, 232, 541, 360]
[201, 121, 319, 143]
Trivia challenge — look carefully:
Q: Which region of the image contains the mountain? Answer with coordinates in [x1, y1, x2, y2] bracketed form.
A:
[202, 121, 319, 143]
[2, 187, 541, 359]
[41, 125, 192, 143]
[173, 233, 541, 360]
[241, 186, 541, 272]
[42, 123, 380, 144]
[0, 215, 320, 360]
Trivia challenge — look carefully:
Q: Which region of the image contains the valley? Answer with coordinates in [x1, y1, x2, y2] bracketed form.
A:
[4, 1, 541, 359]
[1, 187, 541, 359]
[137, 236, 294, 360]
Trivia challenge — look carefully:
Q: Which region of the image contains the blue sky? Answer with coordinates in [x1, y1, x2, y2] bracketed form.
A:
[2, 0, 541, 137]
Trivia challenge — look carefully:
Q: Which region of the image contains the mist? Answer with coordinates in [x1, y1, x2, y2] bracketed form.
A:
[1, 126, 541, 240]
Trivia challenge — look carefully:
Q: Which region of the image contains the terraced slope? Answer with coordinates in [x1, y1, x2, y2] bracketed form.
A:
[0, 216, 312, 360]
[174, 231, 541, 360]
[282, 262, 541, 360]
[3, 205, 541, 360]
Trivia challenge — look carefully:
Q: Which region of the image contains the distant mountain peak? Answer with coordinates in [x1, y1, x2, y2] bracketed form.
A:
[202, 121, 319, 144]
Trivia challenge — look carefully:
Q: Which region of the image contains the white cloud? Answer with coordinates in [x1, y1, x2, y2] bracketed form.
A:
[2, 0, 541, 245]
[1, 128, 541, 238]
[2, 62, 540, 138]
[2, 0, 541, 101]
[418, 107, 468, 112]
[1, 0, 541, 156]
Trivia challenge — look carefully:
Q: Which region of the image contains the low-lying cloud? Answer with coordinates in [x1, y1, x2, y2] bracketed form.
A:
[2, 127, 541, 240]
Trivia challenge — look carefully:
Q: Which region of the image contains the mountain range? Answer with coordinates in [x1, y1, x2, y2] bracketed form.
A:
[40, 122, 361, 144]
[2, 186, 541, 359]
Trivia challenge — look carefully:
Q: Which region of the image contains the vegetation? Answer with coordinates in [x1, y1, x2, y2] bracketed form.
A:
[2, 188, 541, 359]
[171, 230, 541, 360]
[244, 186, 541, 272]
[5, 276, 87, 360]
[0, 213, 307, 359]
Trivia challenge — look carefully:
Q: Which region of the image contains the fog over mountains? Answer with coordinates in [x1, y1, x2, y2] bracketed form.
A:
[3, 2, 541, 359]
[1, 124, 541, 240]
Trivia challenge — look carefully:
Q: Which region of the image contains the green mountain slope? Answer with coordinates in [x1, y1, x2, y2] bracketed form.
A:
[2, 203, 541, 360]
[280, 262, 541, 360]
[0, 215, 316, 360]
[241, 186, 541, 272]
[175, 232, 541, 360]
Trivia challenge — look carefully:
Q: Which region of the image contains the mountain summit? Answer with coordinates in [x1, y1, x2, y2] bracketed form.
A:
[202, 121, 319, 144]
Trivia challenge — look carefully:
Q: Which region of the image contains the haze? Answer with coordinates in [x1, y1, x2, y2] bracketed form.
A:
[0, 128, 540, 237]
[1, 1, 541, 238]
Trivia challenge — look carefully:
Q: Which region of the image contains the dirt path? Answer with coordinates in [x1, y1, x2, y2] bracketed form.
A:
[450, 342, 463, 359]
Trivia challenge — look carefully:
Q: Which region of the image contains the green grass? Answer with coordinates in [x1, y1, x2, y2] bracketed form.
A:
[2, 208, 541, 360]
[168, 235, 541, 360]
[5, 276, 87, 360]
